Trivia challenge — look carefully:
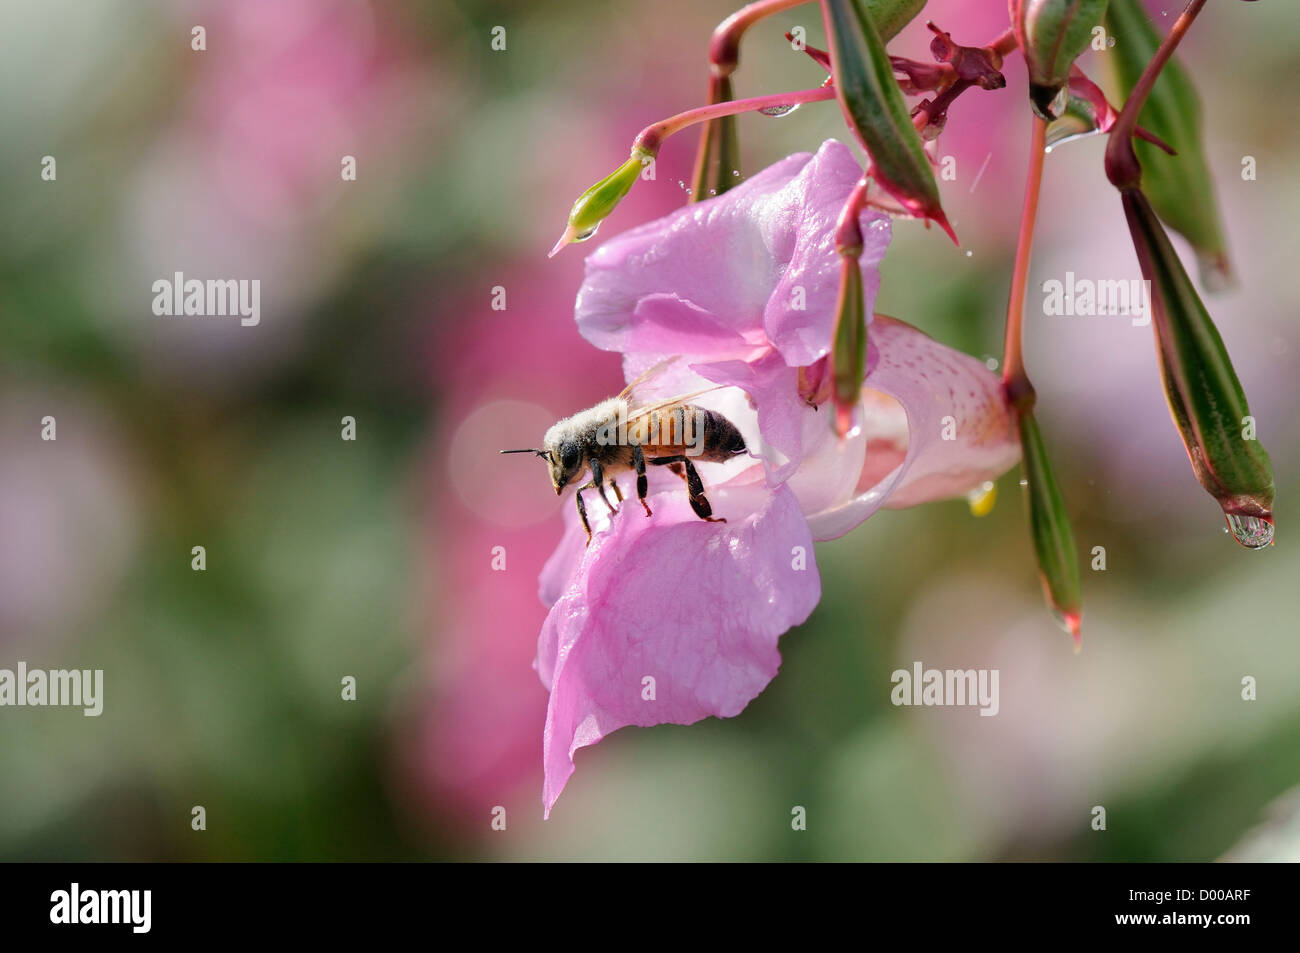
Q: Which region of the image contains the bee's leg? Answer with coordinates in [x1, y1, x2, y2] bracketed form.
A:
[609, 480, 624, 503]
[631, 445, 652, 517]
[682, 458, 725, 523]
[589, 459, 617, 515]
[574, 486, 593, 546]
[649, 455, 689, 481]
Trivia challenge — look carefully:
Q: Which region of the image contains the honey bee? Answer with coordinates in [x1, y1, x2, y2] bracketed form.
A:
[501, 360, 748, 544]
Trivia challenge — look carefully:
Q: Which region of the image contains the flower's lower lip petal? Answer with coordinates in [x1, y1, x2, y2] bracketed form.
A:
[805, 315, 1020, 541]
[536, 483, 819, 818]
[538, 502, 589, 612]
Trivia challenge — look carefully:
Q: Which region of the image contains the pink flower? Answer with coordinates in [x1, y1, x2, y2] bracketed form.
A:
[535, 140, 1019, 816]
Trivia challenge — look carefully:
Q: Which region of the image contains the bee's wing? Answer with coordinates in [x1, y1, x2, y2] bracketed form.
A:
[624, 386, 730, 427]
[615, 355, 682, 405]
[619, 356, 730, 433]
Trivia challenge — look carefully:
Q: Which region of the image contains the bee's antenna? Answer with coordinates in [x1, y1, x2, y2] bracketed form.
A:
[500, 449, 548, 459]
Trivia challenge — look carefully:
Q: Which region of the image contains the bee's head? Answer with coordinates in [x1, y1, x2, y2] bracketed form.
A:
[501, 429, 583, 494]
[543, 427, 584, 493]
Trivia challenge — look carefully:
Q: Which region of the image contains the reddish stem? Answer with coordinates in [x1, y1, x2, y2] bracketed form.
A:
[834, 174, 872, 252]
[1105, 0, 1207, 189]
[709, 0, 813, 76]
[634, 85, 837, 154]
[1002, 116, 1048, 404]
[989, 28, 1017, 60]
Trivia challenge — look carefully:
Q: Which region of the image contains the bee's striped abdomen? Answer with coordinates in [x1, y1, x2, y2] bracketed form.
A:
[695, 406, 746, 462]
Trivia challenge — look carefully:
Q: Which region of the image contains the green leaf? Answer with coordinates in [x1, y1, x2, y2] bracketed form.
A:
[821, 0, 953, 239]
[1011, 0, 1110, 119]
[1017, 408, 1083, 643]
[1121, 188, 1273, 546]
[1107, 0, 1230, 287]
[868, 0, 927, 41]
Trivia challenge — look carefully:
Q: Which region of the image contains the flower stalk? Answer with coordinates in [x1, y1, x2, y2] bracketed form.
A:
[1105, 0, 1228, 286]
[1003, 115, 1084, 645]
[1104, 0, 1206, 190]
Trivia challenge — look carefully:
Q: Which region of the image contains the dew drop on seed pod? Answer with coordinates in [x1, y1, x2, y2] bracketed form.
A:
[1225, 513, 1274, 549]
[709, 189, 717, 195]
[759, 103, 799, 118]
[573, 224, 600, 243]
[732, 170, 741, 176]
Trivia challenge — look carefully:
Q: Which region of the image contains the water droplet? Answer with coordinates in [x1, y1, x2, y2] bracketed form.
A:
[732, 170, 741, 176]
[573, 224, 600, 243]
[1019, 478, 1028, 488]
[708, 188, 717, 195]
[1032, 85, 1072, 122]
[965, 250, 973, 258]
[759, 103, 800, 118]
[833, 405, 861, 440]
[1049, 86, 1070, 119]
[984, 356, 999, 371]
[1225, 513, 1274, 549]
[1052, 608, 1082, 649]
[967, 481, 997, 517]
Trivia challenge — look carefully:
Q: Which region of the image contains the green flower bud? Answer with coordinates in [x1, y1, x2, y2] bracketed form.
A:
[1010, 0, 1110, 120]
[830, 251, 866, 437]
[549, 150, 653, 258]
[1017, 406, 1083, 646]
[1122, 188, 1274, 547]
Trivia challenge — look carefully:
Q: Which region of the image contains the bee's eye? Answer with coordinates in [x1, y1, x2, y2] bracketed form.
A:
[559, 442, 581, 469]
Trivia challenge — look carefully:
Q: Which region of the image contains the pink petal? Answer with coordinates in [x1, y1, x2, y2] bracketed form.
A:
[537, 482, 819, 817]
[538, 503, 589, 610]
[601, 293, 751, 356]
[575, 140, 890, 368]
[806, 315, 1019, 539]
[691, 350, 806, 483]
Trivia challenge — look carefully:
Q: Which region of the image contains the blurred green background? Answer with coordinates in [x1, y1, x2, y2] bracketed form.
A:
[1, 0, 1298, 861]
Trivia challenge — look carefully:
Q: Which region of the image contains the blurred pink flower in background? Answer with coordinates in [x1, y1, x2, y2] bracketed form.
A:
[114, 0, 432, 389]
[0, 390, 139, 646]
[408, 265, 621, 822]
